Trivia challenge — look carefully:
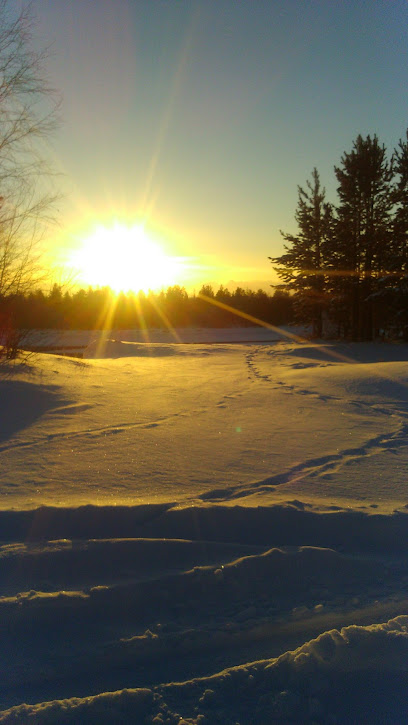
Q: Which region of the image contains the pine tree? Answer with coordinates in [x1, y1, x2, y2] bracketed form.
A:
[334, 135, 393, 340]
[270, 168, 332, 336]
[392, 131, 408, 272]
[379, 129, 408, 338]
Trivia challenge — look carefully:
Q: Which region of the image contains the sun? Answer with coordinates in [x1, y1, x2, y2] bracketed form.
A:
[69, 223, 183, 292]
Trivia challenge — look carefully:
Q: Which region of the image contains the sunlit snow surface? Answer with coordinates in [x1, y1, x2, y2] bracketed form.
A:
[1, 328, 408, 723]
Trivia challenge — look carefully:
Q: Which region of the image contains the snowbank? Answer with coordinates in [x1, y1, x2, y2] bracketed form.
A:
[2, 332, 408, 722]
[2, 616, 408, 723]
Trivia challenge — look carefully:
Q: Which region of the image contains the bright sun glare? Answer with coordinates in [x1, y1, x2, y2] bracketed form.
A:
[70, 223, 183, 293]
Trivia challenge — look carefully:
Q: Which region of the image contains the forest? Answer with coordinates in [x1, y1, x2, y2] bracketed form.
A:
[271, 132, 408, 341]
[0, 284, 293, 331]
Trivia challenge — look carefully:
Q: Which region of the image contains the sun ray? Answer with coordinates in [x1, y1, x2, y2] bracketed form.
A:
[197, 293, 368, 366]
[132, 293, 151, 345]
[139, 7, 201, 219]
[148, 295, 182, 343]
[93, 289, 119, 358]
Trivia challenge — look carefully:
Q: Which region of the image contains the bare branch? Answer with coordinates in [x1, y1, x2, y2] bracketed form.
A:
[0, 1, 60, 303]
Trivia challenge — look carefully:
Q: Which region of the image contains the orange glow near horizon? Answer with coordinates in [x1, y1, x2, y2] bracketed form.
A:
[68, 222, 186, 293]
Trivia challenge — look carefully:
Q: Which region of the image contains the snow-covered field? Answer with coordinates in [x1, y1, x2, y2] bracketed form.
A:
[2, 327, 408, 723]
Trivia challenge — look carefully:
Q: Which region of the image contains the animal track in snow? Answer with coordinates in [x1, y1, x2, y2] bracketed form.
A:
[244, 348, 340, 402]
[216, 392, 245, 408]
[200, 421, 408, 503]
[0, 398, 236, 455]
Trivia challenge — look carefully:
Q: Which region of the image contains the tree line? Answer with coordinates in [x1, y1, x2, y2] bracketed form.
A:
[271, 132, 408, 340]
[2, 284, 293, 331]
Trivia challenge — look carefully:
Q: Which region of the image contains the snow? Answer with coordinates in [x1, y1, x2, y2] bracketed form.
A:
[1, 327, 408, 723]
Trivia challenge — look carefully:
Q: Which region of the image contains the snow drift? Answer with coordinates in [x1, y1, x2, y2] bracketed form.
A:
[1, 329, 408, 723]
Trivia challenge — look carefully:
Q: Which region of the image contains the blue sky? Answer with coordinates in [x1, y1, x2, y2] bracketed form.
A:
[33, 0, 408, 290]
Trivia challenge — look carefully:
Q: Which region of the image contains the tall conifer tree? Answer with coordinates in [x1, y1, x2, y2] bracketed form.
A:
[270, 168, 332, 337]
[334, 135, 393, 340]
[381, 129, 408, 338]
[392, 130, 408, 269]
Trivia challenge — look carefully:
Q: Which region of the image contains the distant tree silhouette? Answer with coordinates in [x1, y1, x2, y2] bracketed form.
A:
[199, 284, 215, 298]
[7, 284, 294, 332]
[215, 285, 232, 302]
[164, 285, 189, 326]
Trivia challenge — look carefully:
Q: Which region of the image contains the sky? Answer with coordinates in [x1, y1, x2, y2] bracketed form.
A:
[29, 0, 408, 292]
